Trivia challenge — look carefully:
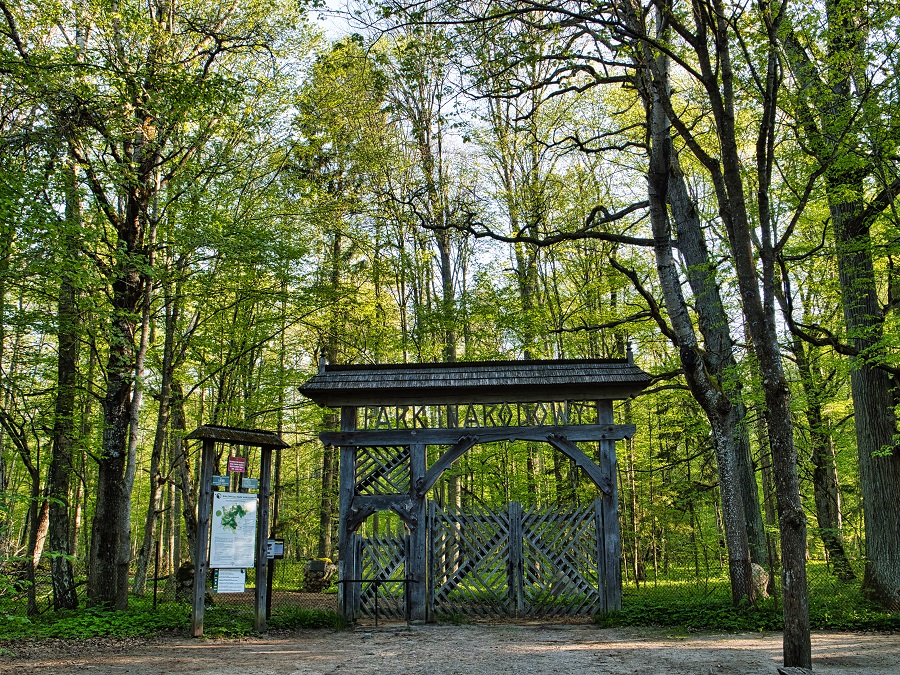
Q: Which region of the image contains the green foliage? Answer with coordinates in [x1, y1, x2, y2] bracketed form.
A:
[0, 602, 190, 640]
[599, 577, 900, 632]
[0, 600, 346, 640]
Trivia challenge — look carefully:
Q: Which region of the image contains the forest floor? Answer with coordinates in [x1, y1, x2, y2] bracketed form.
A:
[1, 622, 898, 674]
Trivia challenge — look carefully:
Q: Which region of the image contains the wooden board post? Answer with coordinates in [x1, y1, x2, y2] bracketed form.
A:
[597, 400, 622, 612]
[254, 444, 273, 632]
[192, 438, 215, 637]
[337, 406, 357, 621]
[408, 442, 427, 623]
[507, 501, 524, 617]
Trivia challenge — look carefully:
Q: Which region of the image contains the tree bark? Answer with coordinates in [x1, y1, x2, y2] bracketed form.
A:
[642, 48, 752, 604]
[47, 157, 80, 610]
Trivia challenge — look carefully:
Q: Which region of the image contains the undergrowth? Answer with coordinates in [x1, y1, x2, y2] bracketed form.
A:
[597, 591, 900, 632]
[0, 599, 346, 641]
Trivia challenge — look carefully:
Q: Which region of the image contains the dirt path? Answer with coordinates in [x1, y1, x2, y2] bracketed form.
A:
[2, 624, 898, 674]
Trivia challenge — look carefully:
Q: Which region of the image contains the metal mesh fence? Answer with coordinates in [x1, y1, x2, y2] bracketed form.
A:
[1, 555, 892, 623]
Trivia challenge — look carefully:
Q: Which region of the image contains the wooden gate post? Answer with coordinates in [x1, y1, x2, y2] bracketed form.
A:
[337, 406, 358, 620]
[191, 438, 215, 637]
[507, 501, 525, 617]
[408, 442, 427, 623]
[597, 400, 622, 612]
[254, 445, 273, 632]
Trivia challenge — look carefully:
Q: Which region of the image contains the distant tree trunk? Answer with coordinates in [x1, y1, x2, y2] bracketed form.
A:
[782, 0, 900, 608]
[317, 436, 337, 560]
[789, 331, 854, 580]
[47, 157, 80, 610]
[133, 264, 178, 595]
[47, 266, 80, 610]
[171, 383, 196, 565]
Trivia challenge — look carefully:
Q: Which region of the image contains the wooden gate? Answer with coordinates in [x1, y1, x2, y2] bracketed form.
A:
[429, 502, 514, 617]
[429, 499, 612, 619]
[355, 533, 408, 620]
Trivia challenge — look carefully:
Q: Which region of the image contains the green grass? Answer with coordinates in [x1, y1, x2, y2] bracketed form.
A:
[599, 570, 900, 632]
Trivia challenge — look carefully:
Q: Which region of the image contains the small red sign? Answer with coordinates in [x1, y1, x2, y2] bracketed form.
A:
[227, 456, 246, 473]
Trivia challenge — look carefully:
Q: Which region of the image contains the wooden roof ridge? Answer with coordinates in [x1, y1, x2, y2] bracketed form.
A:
[185, 424, 290, 448]
[299, 357, 651, 407]
[324, 357, 632, 372]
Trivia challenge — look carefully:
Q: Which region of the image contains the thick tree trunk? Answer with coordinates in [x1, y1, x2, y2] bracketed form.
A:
[47, 273, 80, 610]
[781, 0, 900, 609]
[644, 64, 752, 604]
[668, 155, 768, 568]
[829, 197, 900, 607]
[47, 156, 80, 610]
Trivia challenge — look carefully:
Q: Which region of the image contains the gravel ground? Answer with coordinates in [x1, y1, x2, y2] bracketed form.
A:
[2, 624, 898, 674]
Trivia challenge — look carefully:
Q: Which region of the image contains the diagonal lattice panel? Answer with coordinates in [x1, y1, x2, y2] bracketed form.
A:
[430, 503, 511, 618]
[359, 533, 407, 619]
[355, 446, 410, 495]
[522, 504, 603, 617]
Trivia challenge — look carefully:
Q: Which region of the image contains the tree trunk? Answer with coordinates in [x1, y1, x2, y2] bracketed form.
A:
[171, 382, 196, 565]
[791, 334, 855, 580]
[47, 266, 80, 610]
[133, 265, 178, 595]
[46, 156, 81, 610]
[643, 55, 752, 604]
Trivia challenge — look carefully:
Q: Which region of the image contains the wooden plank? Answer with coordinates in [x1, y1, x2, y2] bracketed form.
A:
[508, 501, 524, 617]
[254, 445, 272, 632]
[597, 400, 622, 612]
[321, 423, 636, 447]
[337, 407, 357, 621]
[407, 443, 427, 623]
[594, 498, 607, 614]
[427, 500, 436, 620]
[191, 439, 215, 637]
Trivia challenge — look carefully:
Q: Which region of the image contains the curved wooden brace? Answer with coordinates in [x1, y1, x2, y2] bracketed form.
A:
[546, 433, 612, 495]
[415, 435, 479, 497]
[346, 495, 420, 533]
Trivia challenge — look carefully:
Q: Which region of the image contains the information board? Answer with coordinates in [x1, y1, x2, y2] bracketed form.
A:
[216, 568, 246, 593]
[267, 538, 284, 559]
[210, 492, 257, 568]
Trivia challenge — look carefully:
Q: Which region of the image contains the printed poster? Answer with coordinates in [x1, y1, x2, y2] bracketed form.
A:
[210, 491, 257, 568]
[216, 568, 246, 593]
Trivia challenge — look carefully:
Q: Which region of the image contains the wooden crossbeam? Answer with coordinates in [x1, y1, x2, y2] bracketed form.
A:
[321, 423, 635, 447]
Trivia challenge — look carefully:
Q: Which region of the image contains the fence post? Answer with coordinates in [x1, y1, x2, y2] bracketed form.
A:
[598, 400, 622, 612]
[408, 443, 427, 623]
[508, 501, 524, 617]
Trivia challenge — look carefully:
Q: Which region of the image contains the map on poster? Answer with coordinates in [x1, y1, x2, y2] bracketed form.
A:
[210, 491, 257, 568]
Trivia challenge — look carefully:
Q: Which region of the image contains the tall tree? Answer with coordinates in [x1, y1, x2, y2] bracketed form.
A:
[780, 0, 900, 608]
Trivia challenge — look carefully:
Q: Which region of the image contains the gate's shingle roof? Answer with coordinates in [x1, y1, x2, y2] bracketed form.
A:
[299, 358, 651, 406]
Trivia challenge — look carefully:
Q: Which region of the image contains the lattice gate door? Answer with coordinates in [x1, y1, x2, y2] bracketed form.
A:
[428, 502, 514, 618]
[429, 499, 606, 619]
[355, 533, 408, 620]
[521, 501, 605, 617]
